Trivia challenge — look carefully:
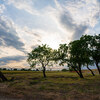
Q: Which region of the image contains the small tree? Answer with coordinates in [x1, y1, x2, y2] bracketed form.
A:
[27, 44, 53, 78]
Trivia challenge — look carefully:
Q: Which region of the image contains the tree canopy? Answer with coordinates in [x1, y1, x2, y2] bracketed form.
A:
[27, 44, 53, 78]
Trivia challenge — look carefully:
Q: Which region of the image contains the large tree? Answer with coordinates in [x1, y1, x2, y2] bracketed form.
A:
[68, 40, 85, 78]
[90, 34, 100, 74]
[80, 35, 95, 76]
[27, 44, 53, 78]
[53, 43, 84, 78]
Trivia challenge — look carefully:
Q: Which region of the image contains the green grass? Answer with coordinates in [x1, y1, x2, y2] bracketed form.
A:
[0, 70, 100, 100]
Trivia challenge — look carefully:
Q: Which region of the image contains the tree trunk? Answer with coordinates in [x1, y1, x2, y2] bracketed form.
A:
[87, 64, 95, 76]
[79, 71, 84, 78]
[96, 62, 100, 74]
[0, 71, 8, 81]
[72, 66, 84, 78]
[72, 67, 81, 77]
[43, 67, 46, 78]
[78, 65, 84, 78]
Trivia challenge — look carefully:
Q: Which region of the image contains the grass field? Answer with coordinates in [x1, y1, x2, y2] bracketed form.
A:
[0, 70, 100, 100]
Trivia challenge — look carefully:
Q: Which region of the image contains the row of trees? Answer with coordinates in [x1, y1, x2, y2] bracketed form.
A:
[0, 34, 99, 81]
[27, 34, 100, 78]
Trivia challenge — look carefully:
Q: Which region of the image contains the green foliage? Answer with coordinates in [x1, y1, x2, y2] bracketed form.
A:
[53, 44, 68, 65]
[69, 67, 74, 71]
[91, 34, 100, 63]
[27, 44, 54, 77]
[27, 44, 53, 68]
[27, 34, 100, 78]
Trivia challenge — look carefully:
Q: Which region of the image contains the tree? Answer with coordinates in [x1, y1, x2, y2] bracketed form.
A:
[80, 35, 95, 76]
[67, 57, 82, 77]
[53, 44, 68, 65]
[90, 34, 100, 74]
[27, 44, 53, 78]
[68, 40, 84, 78]
[53, 43, 84, 78]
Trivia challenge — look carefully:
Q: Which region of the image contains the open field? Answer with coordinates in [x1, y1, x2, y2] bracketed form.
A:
[0, 70, 100, 100]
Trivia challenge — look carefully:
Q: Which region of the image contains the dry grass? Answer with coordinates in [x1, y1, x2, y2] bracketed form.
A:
[0, 70, 100, 100]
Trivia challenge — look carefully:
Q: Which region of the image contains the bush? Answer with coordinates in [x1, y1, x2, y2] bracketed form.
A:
[2, 68, 7, 70]
[14, 68, 17, 71]
[36, 69, 39, 71]
[21, 68, 27, 71]
[62, 69, 67, 72]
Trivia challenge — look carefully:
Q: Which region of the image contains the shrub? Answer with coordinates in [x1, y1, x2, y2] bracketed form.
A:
[62, 69, 67, 72]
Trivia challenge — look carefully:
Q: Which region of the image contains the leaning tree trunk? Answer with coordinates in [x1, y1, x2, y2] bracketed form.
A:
[43, 66, 46, 78]
[72, 66, 84, 78]
[78, 65, 84, 78]
[87, 64, 95, 76]
[79, 70, 84, 78]
[0, 71, 8, 81]
[72, 67, 81, 77]
[96, 62, 100, 74]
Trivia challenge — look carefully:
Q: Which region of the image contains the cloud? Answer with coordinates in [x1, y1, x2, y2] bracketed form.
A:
[0, 4, 5, 14]
[73, 24, 88, 40]
[0, 0, 100, 68]
[4, 0, 100, 41]
[48, 0, 100, 40]
[59, 11, 88, 40]
[0, 55, 26, 66]
[15, 26, 42, 52]
[7, 0, 39, 15]
[0, 15, 25, 51]
[0, 46, 25, 58]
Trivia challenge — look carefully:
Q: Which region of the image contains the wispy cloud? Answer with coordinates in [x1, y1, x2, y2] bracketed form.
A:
[0, 56, 26, 67]
[7, 0, 40, 15]
[49, 0, 100, 40]
[0, 4, 5, 14]
[0, 15, 25, 51]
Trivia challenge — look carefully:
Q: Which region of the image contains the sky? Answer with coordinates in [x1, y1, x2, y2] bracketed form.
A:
[0, 0, 100, 68]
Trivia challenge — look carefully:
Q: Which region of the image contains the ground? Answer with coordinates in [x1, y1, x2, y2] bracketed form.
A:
[0, 70, 100, 100]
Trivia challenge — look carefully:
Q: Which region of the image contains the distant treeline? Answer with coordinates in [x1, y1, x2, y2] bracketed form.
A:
[0, 68, 34, 71]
